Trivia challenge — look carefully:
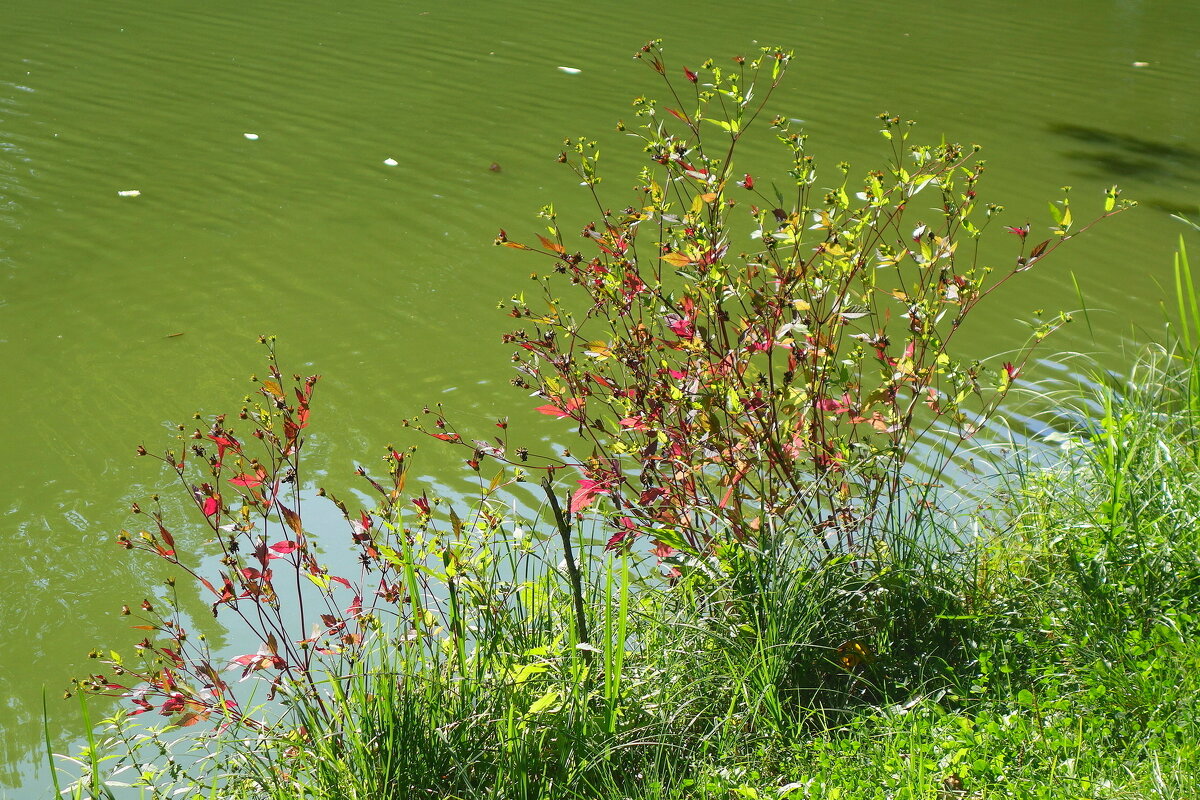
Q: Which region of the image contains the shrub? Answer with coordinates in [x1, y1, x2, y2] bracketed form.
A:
[445, 41, 1126, 562]
[66, 42, 1130, 799]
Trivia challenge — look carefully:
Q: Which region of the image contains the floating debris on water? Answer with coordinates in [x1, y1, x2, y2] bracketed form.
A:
[117, 189, 141, 197]
[243, 132, 260, 140]
[557, 66, 581, 74]
[1132, 61, 1150, 67]
[383, 157, 399, 166]
[489, 162, 501, 172]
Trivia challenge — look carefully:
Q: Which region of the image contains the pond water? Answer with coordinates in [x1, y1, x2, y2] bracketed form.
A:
[2, 0, 1197, 793]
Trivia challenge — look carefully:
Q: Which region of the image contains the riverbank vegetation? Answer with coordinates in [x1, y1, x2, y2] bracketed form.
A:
[59, 44, 1200, 800]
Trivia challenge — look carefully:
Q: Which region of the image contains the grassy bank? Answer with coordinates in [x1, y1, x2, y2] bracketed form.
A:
[64, 344, 1200, 799]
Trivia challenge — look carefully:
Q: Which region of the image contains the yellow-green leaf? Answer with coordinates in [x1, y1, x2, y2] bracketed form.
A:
[527, 689, 560, 715]
[509, 662, 550, 685]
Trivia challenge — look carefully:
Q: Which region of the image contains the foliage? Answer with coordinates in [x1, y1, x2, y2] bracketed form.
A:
[63, 342, 1200, 797]
[58, 42, 1170, 800]
[430, 41, 1129, 564]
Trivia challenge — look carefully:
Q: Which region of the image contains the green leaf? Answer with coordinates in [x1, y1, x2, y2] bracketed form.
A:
[509, 662, 550, 684]
[1047, 201, 1064, 225]
[527, 689, 560, 715]
[650, 527, 690, 552]
[704, 117, 741, 134]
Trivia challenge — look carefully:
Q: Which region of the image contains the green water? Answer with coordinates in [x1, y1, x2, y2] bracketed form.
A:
[2, 0, 1197, 792]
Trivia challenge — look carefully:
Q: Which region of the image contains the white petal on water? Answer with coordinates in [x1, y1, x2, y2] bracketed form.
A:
[556, 66, 581, 74]
[243, 132, 260, 140]
[383, 157, 399, 166]
[117, 189, 141, 197]
[1132, 61, 1150, 67]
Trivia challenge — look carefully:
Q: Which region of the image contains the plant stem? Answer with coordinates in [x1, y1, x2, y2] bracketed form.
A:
[542, 477, 591, 659]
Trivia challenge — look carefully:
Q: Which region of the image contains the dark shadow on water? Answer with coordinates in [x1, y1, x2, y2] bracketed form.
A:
[1049, 123, 1200, 164]
[1141, 197, 1199, 218]
[1060, 149, 1165, 178]
[1048, 123, 1199, 196]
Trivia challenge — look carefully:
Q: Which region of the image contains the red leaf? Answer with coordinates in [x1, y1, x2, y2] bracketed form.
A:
[605, 516, 638, 551]
[431, 432, 460, 442]
[666, 315, 695, 338]
[174, 711, 205, 728]
[159, 693, 186, 714]
[157, 524, 175, 550]
[283, 418, 301, 453]
[229, 474, 263, 487]
[202, 497, 219, 517]
[229, 653, 275, 672]
[605, 530, 634, 550]
[650, 540, 677, 559]
[329, 575, 351, 590]
[683, 66, 698, 83]
[638, 487, 667, 505]
[535, 397, 584, 419]
[207, 435, 241, 463]
[268, 540, 299, 557]
[537, 234, 566, 255]
[240, 567, 271, 582]
[570, 479, 610, 513]
[815, 393, 852, 414]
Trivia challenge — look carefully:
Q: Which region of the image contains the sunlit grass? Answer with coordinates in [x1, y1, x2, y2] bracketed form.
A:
[68, 338, 1200, 799]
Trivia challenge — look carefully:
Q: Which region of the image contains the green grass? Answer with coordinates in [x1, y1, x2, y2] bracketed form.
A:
[65, 233, 1200, 800]
[68, 346, 1200, 798]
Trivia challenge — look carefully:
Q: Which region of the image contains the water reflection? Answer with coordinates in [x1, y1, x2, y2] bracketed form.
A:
[0, 494, 228, 791]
